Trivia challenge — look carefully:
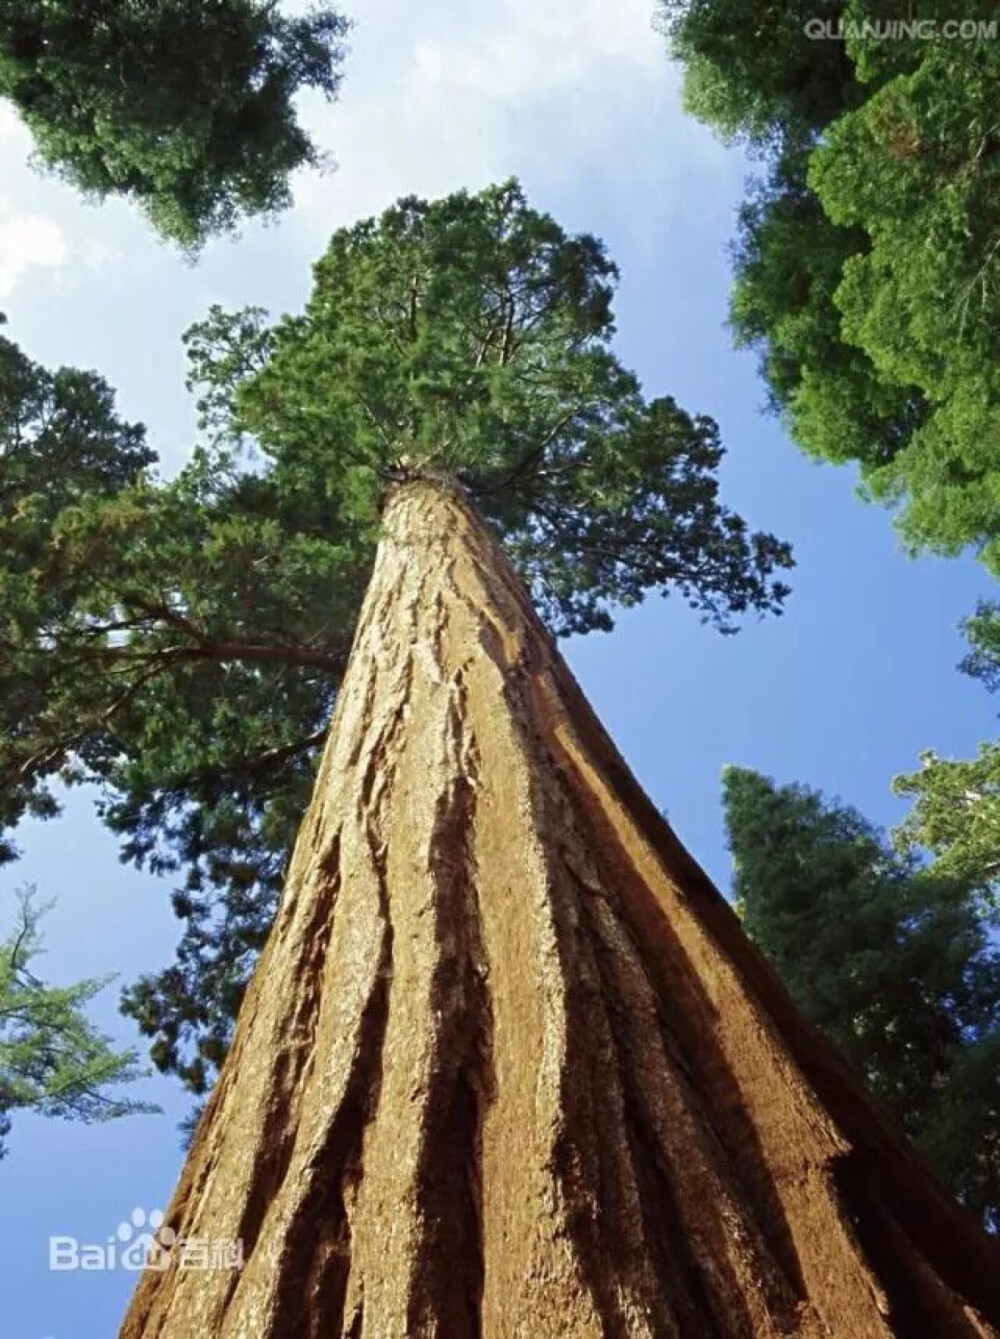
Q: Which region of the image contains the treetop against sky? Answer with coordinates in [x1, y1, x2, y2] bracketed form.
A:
[1, 179, 793, 1096]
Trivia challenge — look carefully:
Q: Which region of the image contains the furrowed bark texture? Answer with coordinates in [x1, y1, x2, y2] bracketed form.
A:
[121, 480, 1000, 1339]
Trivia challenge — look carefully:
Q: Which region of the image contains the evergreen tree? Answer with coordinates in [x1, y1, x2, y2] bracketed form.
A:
[723, 765, 1000, 1230]
[0, 182, 793, 1094]
[661, 1, 1000, 577]
[0, 887, 155, 1157]
[0, 0, 348, 247]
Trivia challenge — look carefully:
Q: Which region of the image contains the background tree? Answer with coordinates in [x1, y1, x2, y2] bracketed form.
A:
[661, 1, 1000, 578]
[0, 886, 155, 1158]
[0, 182, 793, 1095]
[659, 0, 856, 148]
[0, 0, 349, 247]
[723, 765, 1000, 1230]
[895, 601, 1000, 910]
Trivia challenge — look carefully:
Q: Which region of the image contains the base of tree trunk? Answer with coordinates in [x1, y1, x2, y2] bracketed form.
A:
[121, 480, 1000, 1338]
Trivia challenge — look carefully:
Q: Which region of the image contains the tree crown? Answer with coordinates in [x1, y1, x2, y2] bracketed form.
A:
[663, 1, 1000, 579]
[0, 0, 349, 246]
[1, 183, 792, 1092]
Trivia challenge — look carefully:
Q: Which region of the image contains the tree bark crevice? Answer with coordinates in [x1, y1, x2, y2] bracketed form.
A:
[122, 479, 1000, 1339]
[406, 687, 492, 1337]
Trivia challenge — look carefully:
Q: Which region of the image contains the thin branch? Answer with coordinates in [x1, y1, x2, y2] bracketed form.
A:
[471, 409, 581, 498]
[74, 637, 346, 675]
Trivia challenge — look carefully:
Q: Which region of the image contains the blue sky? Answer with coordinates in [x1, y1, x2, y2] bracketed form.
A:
[1, 1, 997, 1333]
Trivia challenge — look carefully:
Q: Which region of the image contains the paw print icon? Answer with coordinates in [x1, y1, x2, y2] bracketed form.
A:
[117, 1208, 176, 1272]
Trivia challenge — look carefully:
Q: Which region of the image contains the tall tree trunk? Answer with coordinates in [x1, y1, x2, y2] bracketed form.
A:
[121, 479, 1000, 1339]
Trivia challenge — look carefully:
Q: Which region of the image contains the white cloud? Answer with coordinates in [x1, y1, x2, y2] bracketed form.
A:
[0, 103, 21, 141]
[412, 0, 662, 104]
[0, 111, 70, 297]
[0, 106, 129, 306]
[287, 0, 734, 260]
[0, 207, 69, 298]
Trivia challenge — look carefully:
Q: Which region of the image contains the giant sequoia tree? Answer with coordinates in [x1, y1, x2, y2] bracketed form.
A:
[0, 182, 793, 1096]
[0, 0, 348, 246]
[120, 478, 1000, 1335]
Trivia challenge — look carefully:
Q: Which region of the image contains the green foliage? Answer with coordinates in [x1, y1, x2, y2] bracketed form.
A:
[0, 886, 156, 1158]
[0, 315, 154, 859]
[205, 182, 793, 635]
[723, 766, 1000, 1229]
[895, 742, 1000, 911]
[809, 38, 1000, 563]
[659, 0, 855, 148]
[0, 1, 348, 246]
[663, 1, 1000, 577]
[0, 182, 793, 1092]
[728, 152, 928, 476]
[895, 602, 1000, 909]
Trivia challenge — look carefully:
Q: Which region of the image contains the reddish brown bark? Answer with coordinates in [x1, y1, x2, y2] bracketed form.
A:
[121, 479, 1000, 1338]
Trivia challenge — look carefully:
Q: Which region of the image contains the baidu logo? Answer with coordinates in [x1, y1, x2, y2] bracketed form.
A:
[49, 1207, 242, 1273]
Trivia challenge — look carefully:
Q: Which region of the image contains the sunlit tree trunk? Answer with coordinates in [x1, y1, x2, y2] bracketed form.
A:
[121, 479, 1000, 1339]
